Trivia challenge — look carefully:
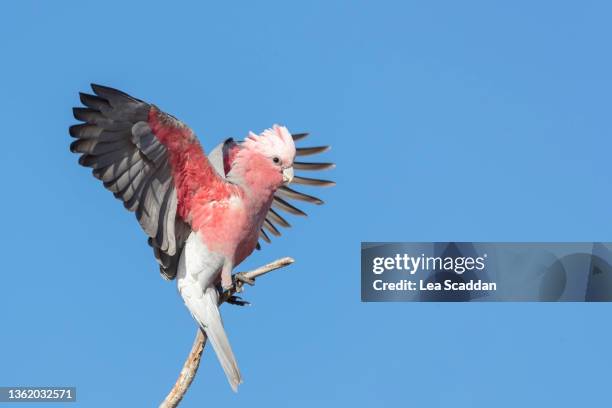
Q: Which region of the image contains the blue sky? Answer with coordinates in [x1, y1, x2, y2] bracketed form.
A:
[1, 0, 611, 406]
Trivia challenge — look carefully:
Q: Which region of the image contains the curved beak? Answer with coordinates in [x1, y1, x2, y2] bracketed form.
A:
[282, 166, 294, 185]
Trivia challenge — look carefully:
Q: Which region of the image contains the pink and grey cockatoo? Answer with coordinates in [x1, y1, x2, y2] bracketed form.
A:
[69, 84, 334, 391]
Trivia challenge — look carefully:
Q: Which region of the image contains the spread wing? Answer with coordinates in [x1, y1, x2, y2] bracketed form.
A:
[69, 84, 221, 280]
[208, 133, 335, 249]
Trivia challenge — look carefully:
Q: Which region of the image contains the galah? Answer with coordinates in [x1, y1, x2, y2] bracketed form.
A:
[69, 84, 334, 391]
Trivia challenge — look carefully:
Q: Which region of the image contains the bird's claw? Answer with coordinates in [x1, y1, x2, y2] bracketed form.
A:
[233, 272, 255, 293]
[220, 273, 255, 305]
[226, 295, 251, 307]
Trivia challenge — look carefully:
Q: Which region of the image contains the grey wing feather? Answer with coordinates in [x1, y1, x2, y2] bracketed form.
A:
[263, 132, 334, 245]
[70, 84, 189, 280]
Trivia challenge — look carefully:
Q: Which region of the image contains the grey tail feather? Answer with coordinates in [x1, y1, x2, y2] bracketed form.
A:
[192, 287, 243, 391]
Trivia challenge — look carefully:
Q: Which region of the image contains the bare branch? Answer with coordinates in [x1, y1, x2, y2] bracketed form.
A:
[159, 257, 294, 408]
[240, 256, 294, 281]
[159, 330, 207, 408]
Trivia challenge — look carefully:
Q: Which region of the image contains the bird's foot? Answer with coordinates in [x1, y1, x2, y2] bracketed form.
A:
[233, 272, 255, 293]
[219, 273, 256, 305]
[226, 295, 250, 307]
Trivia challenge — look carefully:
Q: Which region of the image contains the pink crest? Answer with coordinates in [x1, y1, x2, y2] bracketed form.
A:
[243, 124, 296, 164]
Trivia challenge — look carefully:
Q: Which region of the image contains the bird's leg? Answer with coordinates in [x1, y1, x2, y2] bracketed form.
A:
[218, 261, 255, 306]
[220, 261, 233, 291]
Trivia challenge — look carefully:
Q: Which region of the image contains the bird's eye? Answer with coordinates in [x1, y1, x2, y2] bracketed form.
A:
[272, 157, 281, 164]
